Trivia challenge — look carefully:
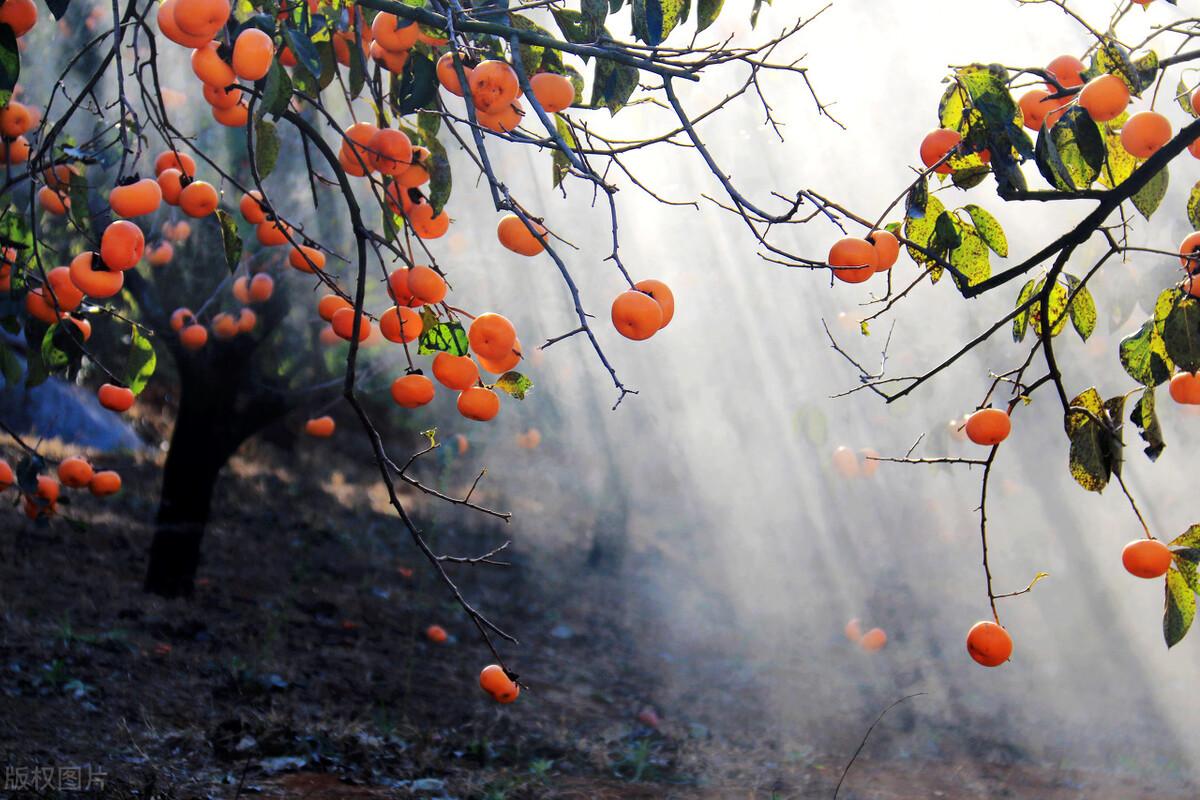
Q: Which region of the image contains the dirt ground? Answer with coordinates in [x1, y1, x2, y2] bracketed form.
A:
[1, 432, 1196, 799]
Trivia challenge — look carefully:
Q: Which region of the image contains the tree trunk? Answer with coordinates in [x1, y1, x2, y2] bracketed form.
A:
[143, 383, 240, 597]
[143, 341, 292, 598]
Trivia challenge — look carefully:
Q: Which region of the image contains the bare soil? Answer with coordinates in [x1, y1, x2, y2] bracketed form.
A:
[0, 437, 1194, 799]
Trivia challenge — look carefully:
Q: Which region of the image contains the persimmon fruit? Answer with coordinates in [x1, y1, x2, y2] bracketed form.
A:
[966, 621, 1012, 667]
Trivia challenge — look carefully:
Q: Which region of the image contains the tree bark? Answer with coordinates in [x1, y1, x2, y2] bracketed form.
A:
[142, 339, 292, 598]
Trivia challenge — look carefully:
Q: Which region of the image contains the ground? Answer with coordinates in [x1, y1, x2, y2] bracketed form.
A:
[0, 433, 1194, 799]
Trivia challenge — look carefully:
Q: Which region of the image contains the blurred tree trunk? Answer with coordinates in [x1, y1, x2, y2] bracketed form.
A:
[143, 344, 290, 597]
[124, 272, 303, 598]
[587, 460, 629, 572]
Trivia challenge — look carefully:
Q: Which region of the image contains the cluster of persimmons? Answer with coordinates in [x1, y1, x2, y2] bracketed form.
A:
[0, 0, 690, 695]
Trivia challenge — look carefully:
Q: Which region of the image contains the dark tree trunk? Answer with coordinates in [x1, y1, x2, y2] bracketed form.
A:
[143, 365, 246, 597]
[587, 462, 629, 573]
[143, 339, 294, 597]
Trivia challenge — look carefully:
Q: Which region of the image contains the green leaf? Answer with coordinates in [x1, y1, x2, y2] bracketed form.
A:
[423, 130, 451, 215]
[495, 371, 533, 400]
[552, 114, 578, 188]
[697, 0, 723, 31]
[1029, 278, 1070, 337]
[40, 324, 69, 372]
[215, 209, 243, 274]
[417, 109, 440, 139]
[0, 341, 20, 387]
[551, 8, 592, 43]
[126, 326, 157, 396]
[1178, 79, 1197, 119]
[963, 204, 1007, 257]
[1188, 180, 1200, 230]
[583, 0, 609, 35]
[590, 57, 639, 115]
[904, 177, 928, 219]
[750, 0, 770, 26]
[391, 51, 437, 115]
[902, 193, 946, 271]
[346, 37, 366, 100]
[67, 170, 91, 237]
[632, 0, 686, 45]
[0, 24, 19, 107]
[284, 24, 323, 82]
[1012, 279, 1036, 343]
[947, 219, 991, 292]
[1092, 38, 1144, 94]
[1063, 273, 1096, 342]
[1035, 107, 1105, 191]
[260, 60, 293, 118]
[1097, 114, 1137, 189]
[1130, 387, 1165, 461]
[1133, 50, 1159, 94]
[1064, 387, 1121, 493]
[1165, 568, 1195, 648]
[1154, 287, 1181, 335]
[254, 118, 280, 178]
[1131, 163, 1168, 219]
[418, 319, 469, 357]
[1172, 525, 1200, 548]
[510, 15, 549, 75]
[1120, 320, 1173, 386]
[1162, 296, 1200, 373]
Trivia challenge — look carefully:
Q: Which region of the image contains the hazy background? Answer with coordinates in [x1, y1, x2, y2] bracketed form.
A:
[426, 0, 1200, 786]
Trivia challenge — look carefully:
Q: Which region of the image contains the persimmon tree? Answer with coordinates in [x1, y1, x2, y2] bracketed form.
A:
[756, 0, 1200, 661]
[0, 0, 823, 695]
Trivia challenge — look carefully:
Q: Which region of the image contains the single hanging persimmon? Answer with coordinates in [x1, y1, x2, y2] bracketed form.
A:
[68, 252, 124, 299]
[98, 383, 135, 413]
[305, 416, 335, 437]
[89, 470, 122, 497]
[379, 305, 422, 343]
[99, 220, 145, 270]
[964, 407, 1010, 446]
[611, 290, 662, 340]
[172, 0, 229, 38]
[966, 621, 1012, 667]
[432, 353, 479, 390]
[154, 149, 196, 177]
[497, 214, 545, 256]
[157, 168, 185, 205]
[180, 324, 208, 350]
[1168, 371, 1200, 405]
[868, 230, 900, 271]
[240, 190, 267, 223]
[1077, 74, 1130, 123]
[110, 177, 162, 217]
[827, 237, 877, 284]
[179, 180, 218, 218]
[634, 279, 674, 329]
[57, 456, 94, 489]
[468, 313, 517, 359]
[1044, 54, 1086, 90]
[391, 374, 435, 408]
[1122, 539, 1172, 579]
[1120, 111, 1172, 159]
[407, 266, 446, 304]
[232, 27, 274, 81]
[458, 386, 500, 421]
[918, 128, 962, 174]
[530, 72, 575, 113]
[468, 60, 521, 114]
